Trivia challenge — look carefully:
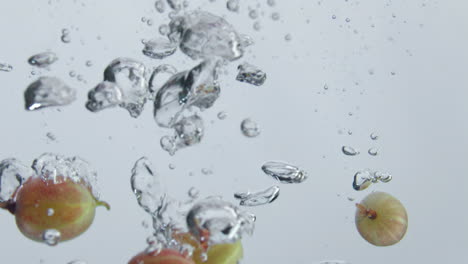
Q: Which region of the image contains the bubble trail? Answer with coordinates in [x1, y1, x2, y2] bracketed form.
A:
[234, 186, 280, 207]
[261, 161, 307, 184]
[352, 169, 392, 191]
[24, 77, 76, 111]
[131, 157, 162, 214]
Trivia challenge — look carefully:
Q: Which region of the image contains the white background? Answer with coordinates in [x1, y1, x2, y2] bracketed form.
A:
[0, 0, 467, 263]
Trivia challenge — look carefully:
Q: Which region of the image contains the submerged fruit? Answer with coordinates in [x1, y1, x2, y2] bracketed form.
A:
[13, 176, 109, 244]
[128, 249, 195, 264]
[355, 191, 408, 246]
[174, 232, 243, 264]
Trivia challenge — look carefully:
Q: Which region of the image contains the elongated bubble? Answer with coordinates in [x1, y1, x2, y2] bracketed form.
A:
[234, 186, 280, 207]
[28, 52, 58, 68]
[342, 146, 359, 156]
[261, 161, 307, 184]
[24, 77, 76, 111]
[131, 157, 162, 214]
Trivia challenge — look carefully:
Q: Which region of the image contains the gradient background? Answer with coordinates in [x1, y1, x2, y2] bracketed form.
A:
[0, 0, 467, 263]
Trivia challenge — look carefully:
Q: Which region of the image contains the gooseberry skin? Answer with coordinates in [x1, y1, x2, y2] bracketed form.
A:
[13, 176, 107, 243]
[355, 191, 408, 247]
[174, 232, 243, 264]
[128, 249, 195, 264]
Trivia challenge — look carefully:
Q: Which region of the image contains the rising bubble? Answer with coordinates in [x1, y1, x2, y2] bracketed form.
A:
[24, 77, 76, 111]
[261, 161, 307, 184]
[234, 185, 280, 207]
[236, 63, 267, 86]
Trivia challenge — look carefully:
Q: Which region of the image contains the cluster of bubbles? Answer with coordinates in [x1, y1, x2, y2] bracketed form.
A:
[232, 161, 308, 207]
[130, 157, 256, 255]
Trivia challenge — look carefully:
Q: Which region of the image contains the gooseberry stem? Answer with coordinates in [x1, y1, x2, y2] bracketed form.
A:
[96, 200, 111, 210]
[356, 203, 377, 220]
[0, 201, 16, 214]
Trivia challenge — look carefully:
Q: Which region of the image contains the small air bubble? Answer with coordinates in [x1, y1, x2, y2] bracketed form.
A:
[368, 148, 378, 156]
[47, 208, 54, 216]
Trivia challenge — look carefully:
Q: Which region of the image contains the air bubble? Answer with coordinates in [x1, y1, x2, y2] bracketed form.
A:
[261, 161, 307, 184]
[241, 118, 261, 138]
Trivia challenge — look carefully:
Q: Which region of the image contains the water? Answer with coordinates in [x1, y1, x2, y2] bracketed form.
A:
[370, 133, 379, 140]
[186, 198, 255, 246]
[241, 118, 261, 137]
[42, 229, 61, 246]
[342, 146, 359, 156]
[153, 60, 220, 128]
[86, 81, 123, 112]
[236, 63, 267, 86]
[0, 159, 33, 202]
[261, 161, 307, 184]
[0, 62, 13, 72]
[142, 38, 177, 59]
[24, 77, 77, 111]
[100, 58, 149, 118]
[160, 115, 204, 155]
[352, 169, 392, 191]
[168, 11, 244, 61]
[234, 185, 280, 207]
[28, 52, 58, 68]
